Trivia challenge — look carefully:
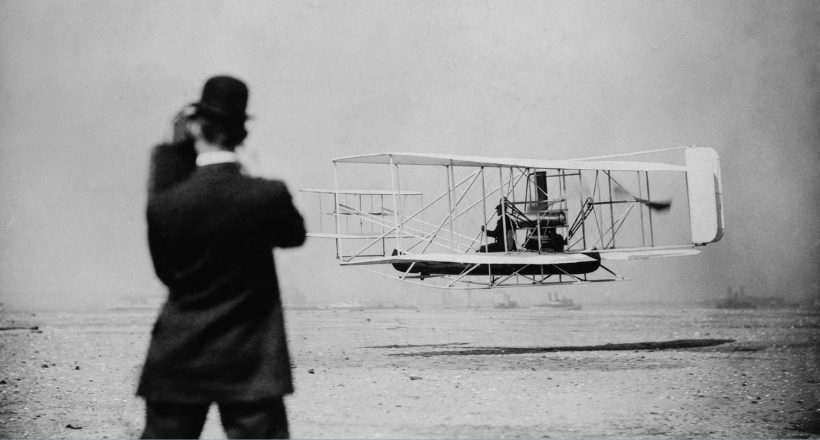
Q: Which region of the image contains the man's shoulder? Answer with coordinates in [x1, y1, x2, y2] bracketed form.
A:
[151, 141, 196, 161]
[240, 173, 286, 188]
[236, 175, 292, 198]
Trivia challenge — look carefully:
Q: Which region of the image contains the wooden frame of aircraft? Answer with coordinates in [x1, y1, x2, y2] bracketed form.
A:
[299, 146, 723, 289]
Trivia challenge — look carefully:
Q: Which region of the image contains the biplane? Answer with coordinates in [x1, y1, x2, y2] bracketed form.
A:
[299, 146, 723, 289]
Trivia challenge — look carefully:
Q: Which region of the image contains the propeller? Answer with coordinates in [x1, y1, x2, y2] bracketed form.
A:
[612, 186, 672, 213]
[529, 177, 671, 213]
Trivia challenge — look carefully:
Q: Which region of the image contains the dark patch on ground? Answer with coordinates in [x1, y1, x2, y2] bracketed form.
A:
[0, 326, 39, 332]
[792, 406, 820, 435]
[367, 342, 471, 349]
[388, 339, 736, 357]
[781, 342, 820, 349]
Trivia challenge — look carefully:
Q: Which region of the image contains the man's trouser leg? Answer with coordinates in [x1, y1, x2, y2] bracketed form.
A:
[218, 397, 289, 439]
[141, 401, 210, 439]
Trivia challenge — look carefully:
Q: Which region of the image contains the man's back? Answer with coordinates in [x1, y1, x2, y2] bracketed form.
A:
[139, 144, 306, 403]
[139, 75, 301, 439]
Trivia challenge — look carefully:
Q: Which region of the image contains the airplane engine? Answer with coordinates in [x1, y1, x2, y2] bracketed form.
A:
[539, 210, 566, 227]
[518, 210, 566, 228]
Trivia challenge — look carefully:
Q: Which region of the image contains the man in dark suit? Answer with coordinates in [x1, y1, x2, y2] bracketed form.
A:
[138, 76, 306, 439]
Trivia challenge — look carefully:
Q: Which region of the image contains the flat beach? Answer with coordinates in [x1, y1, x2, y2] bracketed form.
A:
[1, 306, 818, 439]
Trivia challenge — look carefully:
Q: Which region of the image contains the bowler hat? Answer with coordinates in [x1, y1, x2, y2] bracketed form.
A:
[192, 76, 250, 121]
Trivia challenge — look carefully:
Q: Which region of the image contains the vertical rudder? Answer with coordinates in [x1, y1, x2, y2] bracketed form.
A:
[685, 146, 724, 244]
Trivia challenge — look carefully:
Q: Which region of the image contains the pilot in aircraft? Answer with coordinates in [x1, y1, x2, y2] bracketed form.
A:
[479, 204, 517, 252]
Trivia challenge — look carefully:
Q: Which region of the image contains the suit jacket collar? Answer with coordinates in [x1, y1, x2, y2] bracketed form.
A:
[196, 151, 238, 167]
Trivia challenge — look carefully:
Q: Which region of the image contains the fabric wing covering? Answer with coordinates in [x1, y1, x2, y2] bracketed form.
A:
[333, 152, 686, 172]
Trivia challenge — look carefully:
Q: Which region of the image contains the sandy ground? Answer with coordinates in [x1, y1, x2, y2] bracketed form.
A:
[0, 306, 818, 439]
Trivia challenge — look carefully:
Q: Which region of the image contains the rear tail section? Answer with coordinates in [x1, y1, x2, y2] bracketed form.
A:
[685, 147, 724, 244]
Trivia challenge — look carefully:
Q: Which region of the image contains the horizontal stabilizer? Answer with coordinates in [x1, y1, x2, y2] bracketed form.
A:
[307, 232, 417, 240]
[300, 188, 422, 195]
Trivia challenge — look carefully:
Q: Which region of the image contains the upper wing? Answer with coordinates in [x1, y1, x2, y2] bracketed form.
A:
[333, 152, 685, 172]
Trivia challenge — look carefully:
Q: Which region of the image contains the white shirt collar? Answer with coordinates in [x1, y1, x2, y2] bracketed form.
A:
[196, 151, 238, 167]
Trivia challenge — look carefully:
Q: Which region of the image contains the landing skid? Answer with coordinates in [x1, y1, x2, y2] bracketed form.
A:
[358, 265, 629, 290]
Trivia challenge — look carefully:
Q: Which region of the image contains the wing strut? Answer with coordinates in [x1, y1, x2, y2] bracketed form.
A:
[447, 263, 482, 287]
[567, 197, 594, 242]
[597, 263, 626, 280]
[400, 262, 418, 280]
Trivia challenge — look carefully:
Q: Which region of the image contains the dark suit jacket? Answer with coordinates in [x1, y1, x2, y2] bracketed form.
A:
[484, 216, 517, 252]
[137, 143, 306, 402]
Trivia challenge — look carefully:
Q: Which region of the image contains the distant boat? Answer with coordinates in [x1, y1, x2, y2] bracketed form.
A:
[111, 294, 164, 310]
[321, 302, 417, 311]
[495, 293, 522, 309]
[533, 292, 581, 310]
[716, 288, 755, 310]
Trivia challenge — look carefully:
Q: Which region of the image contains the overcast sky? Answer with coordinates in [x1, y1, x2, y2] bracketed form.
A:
[1, 0, 818, 310]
